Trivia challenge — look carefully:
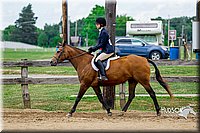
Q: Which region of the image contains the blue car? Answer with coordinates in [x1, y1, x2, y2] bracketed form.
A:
[115, 38, 169, 60]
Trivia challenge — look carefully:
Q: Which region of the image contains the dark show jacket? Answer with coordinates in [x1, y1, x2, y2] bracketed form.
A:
[93, 28, 114, 54]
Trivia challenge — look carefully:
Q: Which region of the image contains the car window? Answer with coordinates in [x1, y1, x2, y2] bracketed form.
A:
[131, 39, 143, 46]
[116, 39, 132, 44]
[133, 35, 157, 43]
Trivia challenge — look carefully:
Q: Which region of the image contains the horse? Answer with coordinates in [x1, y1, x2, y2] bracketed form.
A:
[50, 44, 173, 117]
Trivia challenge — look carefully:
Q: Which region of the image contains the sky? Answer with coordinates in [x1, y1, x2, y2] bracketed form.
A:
[0, 0, 197, 30]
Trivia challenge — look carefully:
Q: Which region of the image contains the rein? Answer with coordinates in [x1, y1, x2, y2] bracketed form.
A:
[67, 52, 88, 60]
[53, 48, 89, 62]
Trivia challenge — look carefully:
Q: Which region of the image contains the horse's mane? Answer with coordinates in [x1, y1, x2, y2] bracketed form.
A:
[66, 44, 94, 56]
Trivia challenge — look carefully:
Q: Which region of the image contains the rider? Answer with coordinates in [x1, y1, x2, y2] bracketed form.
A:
[88, 17, 114, 81]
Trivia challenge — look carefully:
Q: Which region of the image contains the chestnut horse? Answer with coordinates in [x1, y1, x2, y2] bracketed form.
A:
[50, 44, 173, 117]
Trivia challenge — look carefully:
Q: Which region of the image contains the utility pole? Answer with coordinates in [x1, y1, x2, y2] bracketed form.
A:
[103, 0, 117, 109]
[62, 0, 68, 45]
[168, 15, 170, 48]
[198, 0, 200, 21]
[182, 25, 187, 60]
[75, 20, 78, 37]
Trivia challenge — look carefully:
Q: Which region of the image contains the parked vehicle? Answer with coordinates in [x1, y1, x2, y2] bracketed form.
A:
[115, 37, 169, 60]
[126, 20, 164, 45]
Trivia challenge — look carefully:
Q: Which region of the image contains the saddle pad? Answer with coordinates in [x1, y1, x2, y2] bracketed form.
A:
[91, 55, 120, 71]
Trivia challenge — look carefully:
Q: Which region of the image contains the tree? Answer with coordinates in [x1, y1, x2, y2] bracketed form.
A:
[2, 25, 17, 41]
[81, 5, 105, 46]
[116, 15, 134, 36]
[43, 24, 60, 47]
[14, 3, 38, 45]
[37, 31, 48, 47]
[170, 16, 193, 41]
[151, 16, 193, 45]
[79, 5, 134, 46]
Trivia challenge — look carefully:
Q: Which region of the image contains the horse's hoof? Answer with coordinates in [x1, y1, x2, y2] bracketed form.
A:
[157, 112, 161, 116]
[67, 113, 72, 118]
[118, 111, 124, 116]
[107, 112, 112, 116]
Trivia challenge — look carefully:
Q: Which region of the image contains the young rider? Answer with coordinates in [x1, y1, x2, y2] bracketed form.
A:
[88, 17, 114, 81]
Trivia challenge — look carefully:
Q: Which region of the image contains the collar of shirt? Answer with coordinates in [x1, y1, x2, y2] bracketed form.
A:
[99, 27, 104, 34]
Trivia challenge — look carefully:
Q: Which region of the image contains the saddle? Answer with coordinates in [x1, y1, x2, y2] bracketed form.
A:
[91, 54, 120, 71]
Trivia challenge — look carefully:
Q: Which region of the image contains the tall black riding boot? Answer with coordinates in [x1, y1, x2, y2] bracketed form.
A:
[95, 60, 108, 81]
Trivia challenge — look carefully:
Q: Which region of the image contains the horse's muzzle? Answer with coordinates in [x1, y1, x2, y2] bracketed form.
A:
[50, 60, 57, 66]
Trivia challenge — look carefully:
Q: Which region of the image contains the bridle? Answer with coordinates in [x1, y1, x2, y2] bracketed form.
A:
[52, 46, 88, 62]
[52, 48, 64, 62]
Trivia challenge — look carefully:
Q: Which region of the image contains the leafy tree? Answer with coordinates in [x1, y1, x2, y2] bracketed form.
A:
[37, 31, 48, 47]
[170, 16, 193, 41]
[151, 16, 193, 46]
[116, 15, 134, 36]
[78, 5, 134, 46]
[2, 25, 16, 41]
[13, 3, 38, 45]
[81, 5, 105, 46]
[42, 24, 61, 47]
[50, 36, 62, 47]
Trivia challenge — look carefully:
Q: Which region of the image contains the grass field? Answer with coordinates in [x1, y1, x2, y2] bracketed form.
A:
[2, 84, 198, 112]
[2, 48, 55, 61]
[2, 48, 199, 113]
[2, 65, 198, 76]
[2, 46, 197, 61]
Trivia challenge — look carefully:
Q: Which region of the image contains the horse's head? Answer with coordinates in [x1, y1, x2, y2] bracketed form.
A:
[50, 45, 67, 66]
[50, 44, 92, 66]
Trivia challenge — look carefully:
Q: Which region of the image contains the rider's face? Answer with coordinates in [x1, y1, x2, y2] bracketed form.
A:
[96, 23, 101, 29]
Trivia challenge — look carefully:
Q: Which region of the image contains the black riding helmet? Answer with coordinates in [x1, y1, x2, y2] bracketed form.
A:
[96, 17, 106, 27]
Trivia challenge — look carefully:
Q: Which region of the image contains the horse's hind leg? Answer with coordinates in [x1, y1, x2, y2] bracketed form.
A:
[67, 84, 89, 117]
[122, 80, 138, 112]
[141, 82, 161, 116]
[93, 86, 112, 116]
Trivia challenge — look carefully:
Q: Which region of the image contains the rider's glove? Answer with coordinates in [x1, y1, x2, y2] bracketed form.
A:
[88, 47, 95, 53]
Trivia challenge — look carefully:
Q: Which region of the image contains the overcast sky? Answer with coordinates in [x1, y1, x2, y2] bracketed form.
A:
[0, 0, 197, 30]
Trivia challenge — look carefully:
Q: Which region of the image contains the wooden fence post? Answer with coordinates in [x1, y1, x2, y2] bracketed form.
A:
[119, 83, 126, 109]
[21, 59, 31, 108]
[62, 0, 69, 45]
[103, 0, 117, 109]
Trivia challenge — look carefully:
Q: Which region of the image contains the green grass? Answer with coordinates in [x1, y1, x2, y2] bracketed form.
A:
[155, 66, 199, 76]
[2, 66, 77, 75]
[2, 65, 198, 76]
[2, 48, 199, 112]
[2, 82, 198, 112]
[2, 46, 198, 61]
[2, 48, 55, 61]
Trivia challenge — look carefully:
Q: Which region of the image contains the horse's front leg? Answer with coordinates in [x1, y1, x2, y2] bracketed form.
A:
[67, 83, 89, 117]
[93, 86, 112, 116]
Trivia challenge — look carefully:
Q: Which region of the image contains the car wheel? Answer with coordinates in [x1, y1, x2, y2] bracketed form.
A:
[150, 51, 161, 60]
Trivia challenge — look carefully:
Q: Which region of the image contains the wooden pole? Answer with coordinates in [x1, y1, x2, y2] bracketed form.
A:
[119, 83, 126, 109]
[178, 37, 182, 60]
[21, 59, 31, 108]
[103, 0, 117, 109]
[197, 0, 200, 21]
[62, 0, 68, 45]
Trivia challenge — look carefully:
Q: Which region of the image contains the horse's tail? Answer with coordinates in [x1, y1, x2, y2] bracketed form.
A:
[147, 59, 174, 99]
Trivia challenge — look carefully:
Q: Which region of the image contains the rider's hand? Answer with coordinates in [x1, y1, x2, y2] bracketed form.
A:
[88, 47, 94, 53]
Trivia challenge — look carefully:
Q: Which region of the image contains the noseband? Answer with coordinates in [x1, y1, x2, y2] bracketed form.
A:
[53, 48, 64, 62]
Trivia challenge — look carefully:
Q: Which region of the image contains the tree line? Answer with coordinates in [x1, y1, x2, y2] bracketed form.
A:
[2, 3, 195, 47]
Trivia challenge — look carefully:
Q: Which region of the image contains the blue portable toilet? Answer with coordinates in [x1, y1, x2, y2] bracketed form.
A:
[196, 52, 200, 59]
[170, 47, 179, 60]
